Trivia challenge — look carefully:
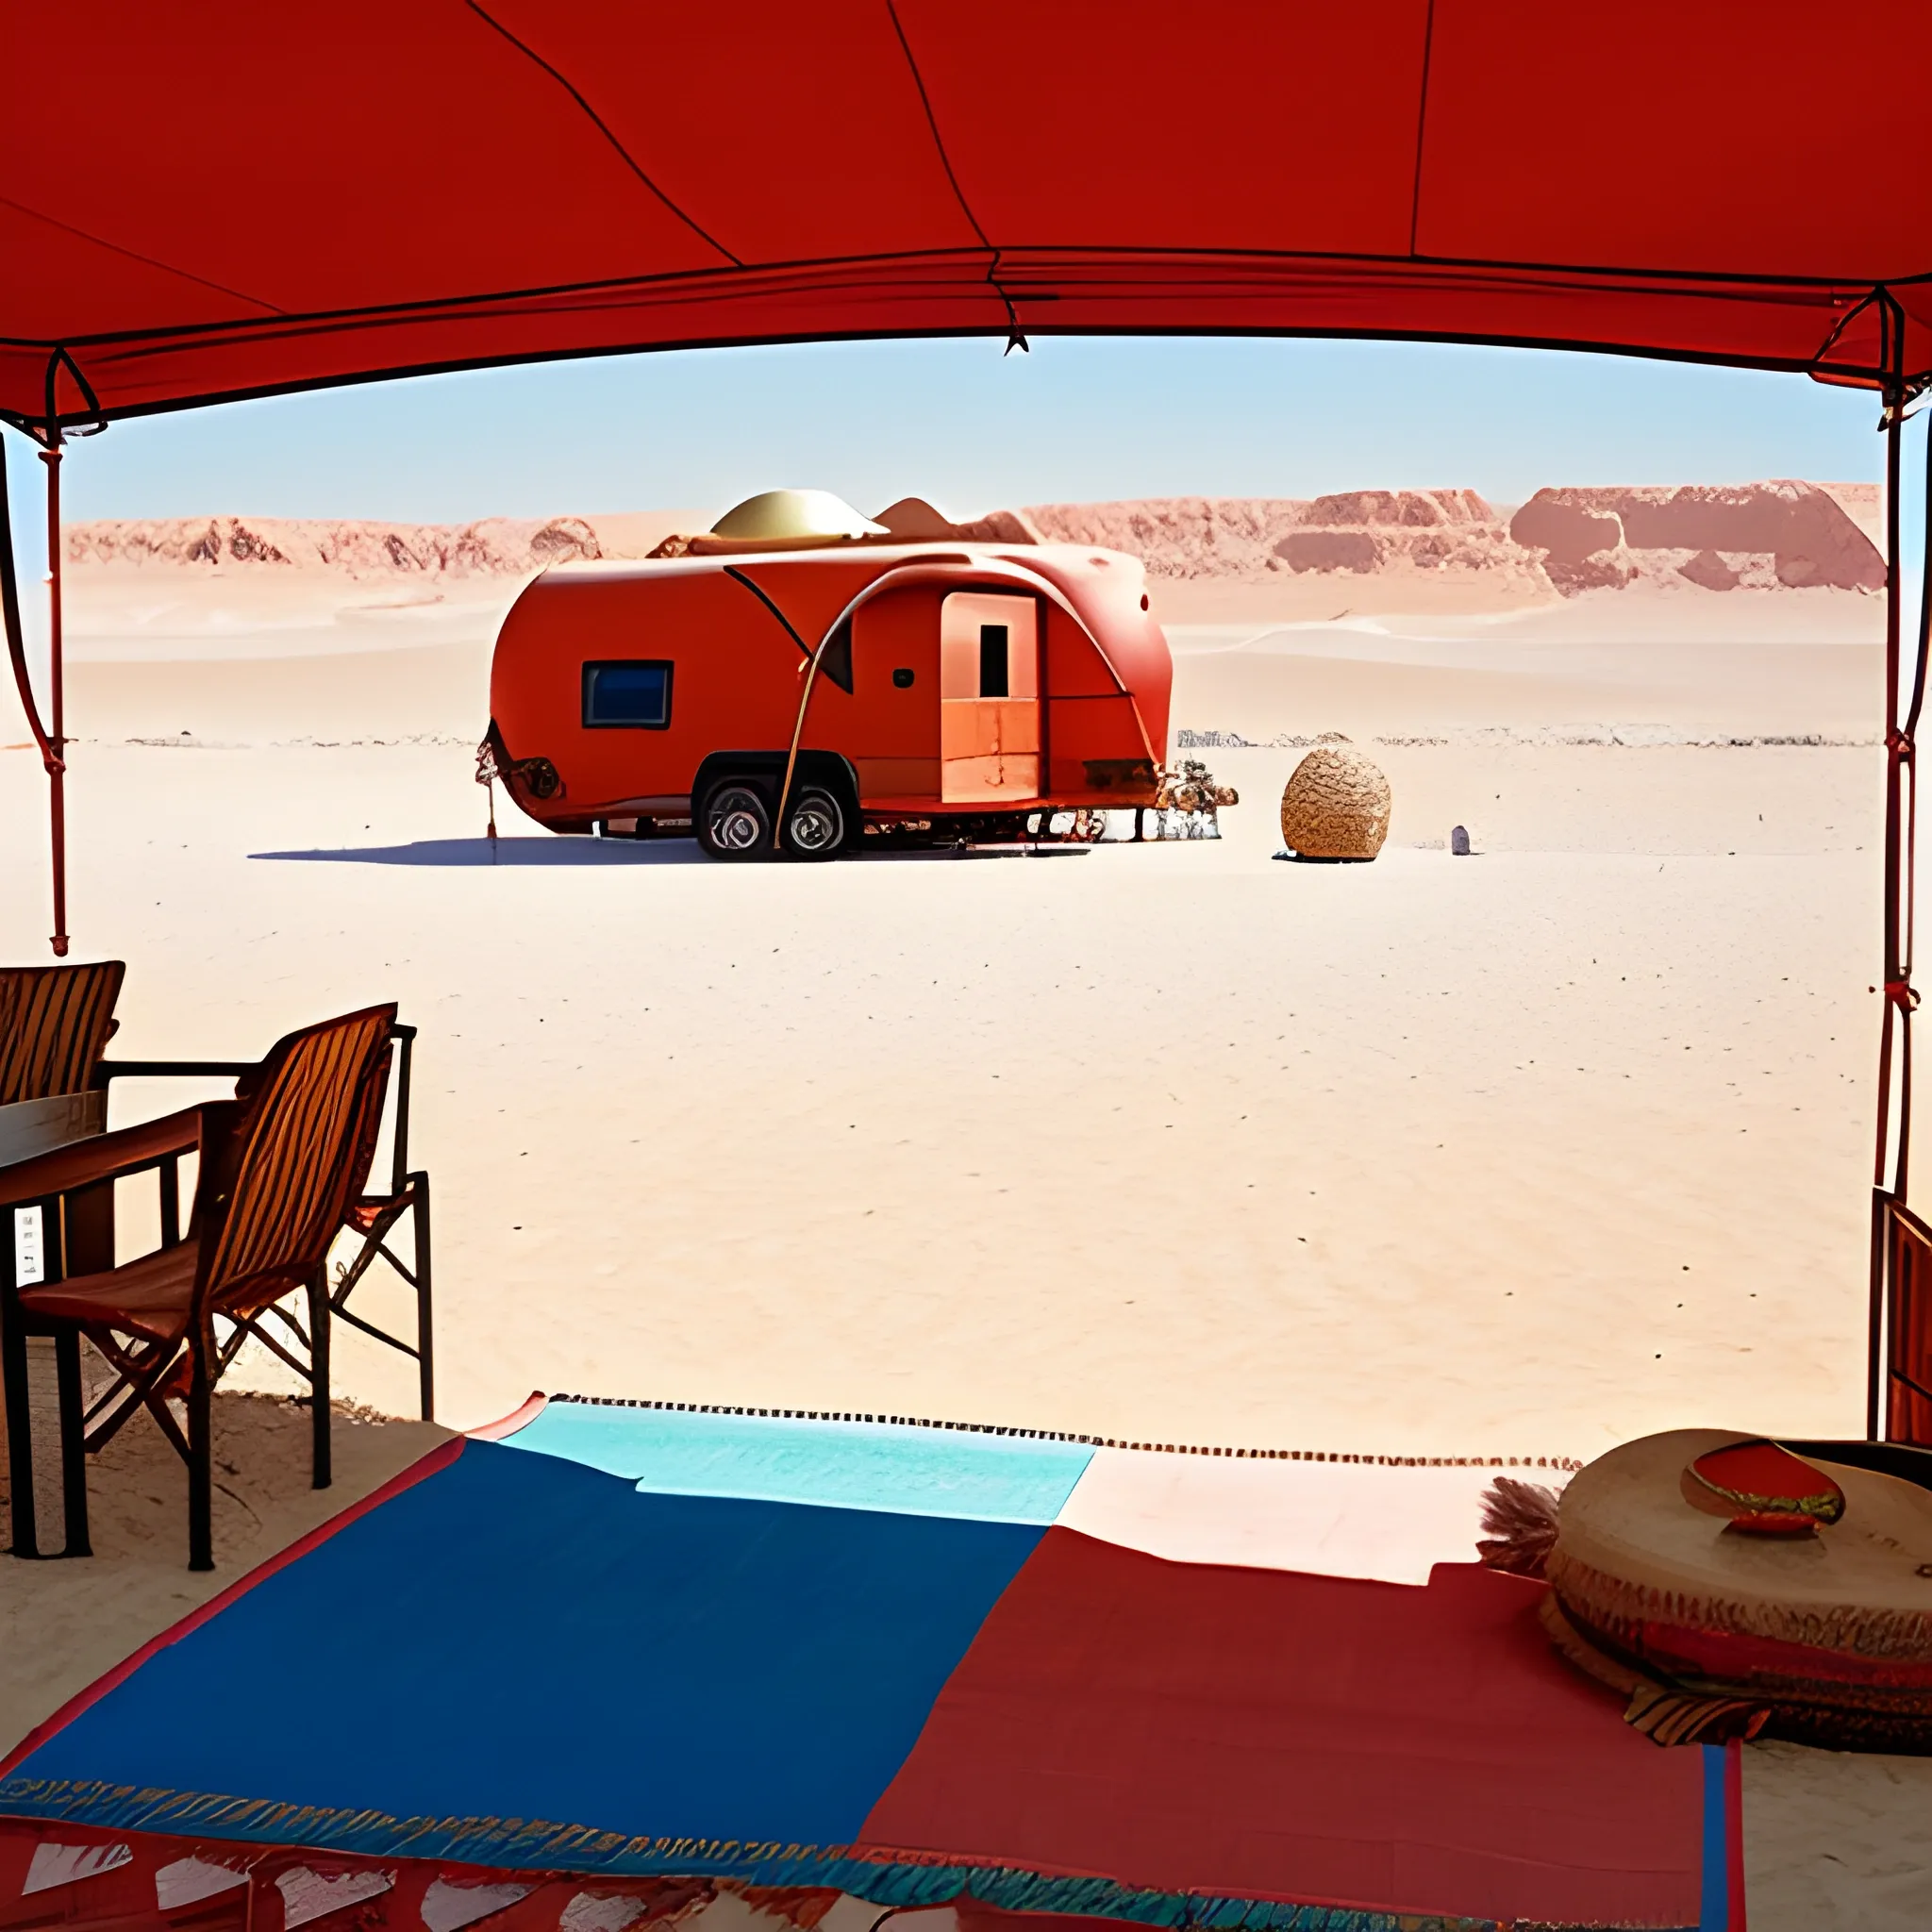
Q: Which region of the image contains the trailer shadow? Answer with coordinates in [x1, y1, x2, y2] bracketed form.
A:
[251, 837, 706, 867]
[252, 838, 1096, 868]
[858, 845, 1093, 861]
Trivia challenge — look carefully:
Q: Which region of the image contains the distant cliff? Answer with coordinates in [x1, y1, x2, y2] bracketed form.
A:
[1022, 482, 1883, 597]
[65, 514, 605, 577]
[66, 481, 1883, 599]
[1505, 483, 1884, 594]
[1023, 490, 1536, 584]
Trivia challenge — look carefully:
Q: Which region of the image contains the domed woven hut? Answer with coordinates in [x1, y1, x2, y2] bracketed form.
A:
[1279, 746, 1391, 859]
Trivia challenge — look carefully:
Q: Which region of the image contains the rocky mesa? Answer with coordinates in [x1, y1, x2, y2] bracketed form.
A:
[65, 513, 607, 577]
[1022, 481, 1883, 597]
[1023, 490, 1535, 584]
[64, 480, 1883, 600]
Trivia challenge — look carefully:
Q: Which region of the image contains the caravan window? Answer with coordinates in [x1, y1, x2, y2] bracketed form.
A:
[583, 660, 673, 728]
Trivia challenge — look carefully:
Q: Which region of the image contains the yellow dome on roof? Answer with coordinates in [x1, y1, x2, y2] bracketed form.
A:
[710, 490, 888, 543]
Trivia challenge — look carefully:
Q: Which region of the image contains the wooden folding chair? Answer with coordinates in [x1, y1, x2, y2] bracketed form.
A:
[0, 960, 125, 1106]
[2, 960, 131, 1557]
[92, 1020, 434, 1422]
[323, 1024, 434, 1420]
[5, 1004, 396, 1569]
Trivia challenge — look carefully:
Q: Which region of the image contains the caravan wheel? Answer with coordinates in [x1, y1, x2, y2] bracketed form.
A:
[781, 786, 845, 860]
[698, 780, 773, 860]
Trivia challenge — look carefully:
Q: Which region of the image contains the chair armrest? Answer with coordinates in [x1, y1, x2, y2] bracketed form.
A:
[0, 1103, 219, 1208]
[93, 1059, 253, 1086]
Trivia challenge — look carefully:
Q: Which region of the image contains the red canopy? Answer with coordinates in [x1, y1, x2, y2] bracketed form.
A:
[3, 0, 1930, 435]
[6, 0, 1932, 1443]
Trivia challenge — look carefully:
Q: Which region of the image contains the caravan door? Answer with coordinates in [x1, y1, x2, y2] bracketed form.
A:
[939, 592, 1040, 803]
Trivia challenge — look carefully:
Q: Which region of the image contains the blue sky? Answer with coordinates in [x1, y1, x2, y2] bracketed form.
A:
[0, 335, 1891, 538]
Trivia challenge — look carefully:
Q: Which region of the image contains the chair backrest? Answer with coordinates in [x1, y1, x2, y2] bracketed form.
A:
[200, 1004, 397, 1307]
[340, 1036, 395, 1205]
[0, 960, 125, 1105]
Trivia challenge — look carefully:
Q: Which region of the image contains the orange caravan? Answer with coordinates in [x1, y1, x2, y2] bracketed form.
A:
[485, 491, 1173, 858]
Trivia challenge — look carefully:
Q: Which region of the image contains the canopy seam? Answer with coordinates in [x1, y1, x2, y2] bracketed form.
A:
[1408, 0, 1437, 257]
[0, 191, 283, 318]
[8, 328, 1924, 441]
[5, 246, 1925, 358]
[462, 1, 741, 270]
[881, 0, 1024, 344]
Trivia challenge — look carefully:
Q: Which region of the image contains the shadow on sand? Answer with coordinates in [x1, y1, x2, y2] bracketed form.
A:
[251, 837, 706, 867]
[253, 838, 1095, 868]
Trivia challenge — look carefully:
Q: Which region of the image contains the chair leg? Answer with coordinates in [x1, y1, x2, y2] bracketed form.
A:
[308, 1268, 332, 1490]
[412, 1174, 434, 1423]
[187, 1327, 213, 1573]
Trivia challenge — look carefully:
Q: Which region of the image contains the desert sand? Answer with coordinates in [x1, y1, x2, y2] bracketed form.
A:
[3, 488, 1925, 1927]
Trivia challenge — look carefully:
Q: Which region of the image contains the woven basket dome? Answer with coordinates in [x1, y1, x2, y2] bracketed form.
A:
[1278, 747, 1391, 859]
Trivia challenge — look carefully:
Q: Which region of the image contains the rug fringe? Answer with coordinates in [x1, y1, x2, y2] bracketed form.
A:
[544, 1394, 1584, 1472]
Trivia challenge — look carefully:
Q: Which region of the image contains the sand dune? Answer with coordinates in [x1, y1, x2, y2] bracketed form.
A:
[48, 588, 1879, 751]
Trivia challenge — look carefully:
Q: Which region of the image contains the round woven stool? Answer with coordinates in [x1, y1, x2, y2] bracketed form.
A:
[1544, 1427, 1932, 1749]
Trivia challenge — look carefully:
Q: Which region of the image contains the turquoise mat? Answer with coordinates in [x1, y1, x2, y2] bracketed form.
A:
[500, 1401, 1092, 1524]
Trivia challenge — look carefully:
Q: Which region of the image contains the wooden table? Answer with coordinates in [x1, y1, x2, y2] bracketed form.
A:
[1, 1088, 109, 1558]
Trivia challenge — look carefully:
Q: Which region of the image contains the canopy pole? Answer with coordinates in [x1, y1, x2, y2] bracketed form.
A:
[1870, 369, 1932, 1440]
[0, 430, 69, 958]
[1870, 399, 1904, 1437]
[41, 436, 68, 957]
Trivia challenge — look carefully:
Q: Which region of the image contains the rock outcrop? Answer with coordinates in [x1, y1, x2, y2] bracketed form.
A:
[64, 481, 1883, 600]
[1027, 481, 1883, 598]
[66, 514, 604, 577]
[874, 496, 1044, 545]
[1020, 490, 1534, 584]
[1507, 482, 1884, 595]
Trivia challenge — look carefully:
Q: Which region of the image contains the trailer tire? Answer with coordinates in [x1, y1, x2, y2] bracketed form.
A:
[698, 778, 774, 860]
[780, 785, 846, 861]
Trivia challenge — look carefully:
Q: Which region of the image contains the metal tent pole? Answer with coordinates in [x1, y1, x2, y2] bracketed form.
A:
[1870, 397, 1906, 1438]
[1870, 337, 1932, 1441]
[41, 437, 68, 958]
[0, 431, 68, 958]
